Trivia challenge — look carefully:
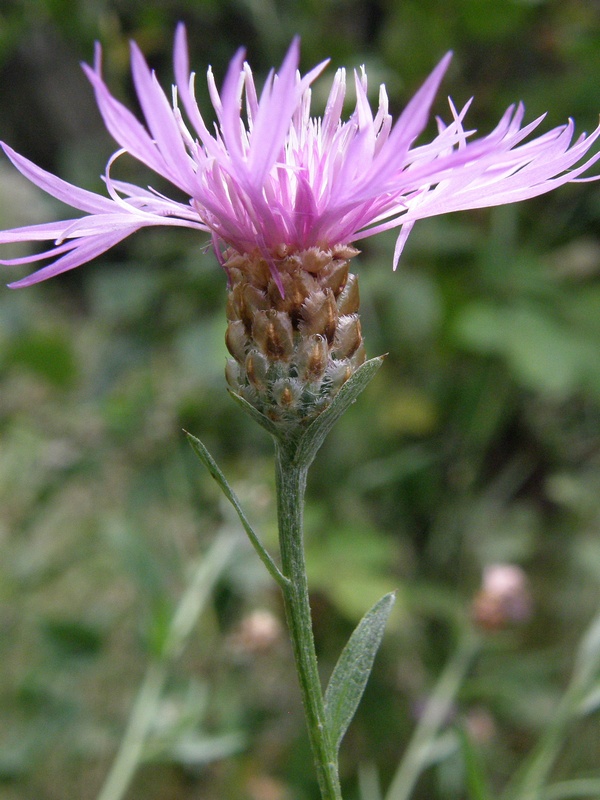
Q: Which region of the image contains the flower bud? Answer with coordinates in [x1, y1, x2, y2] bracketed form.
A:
[472, 564, 533, 631]
[228, 609, 283, 656]
[223, 247, 364, 427]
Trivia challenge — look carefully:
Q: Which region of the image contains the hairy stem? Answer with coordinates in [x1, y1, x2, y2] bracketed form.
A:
[275, 441, 342, 800]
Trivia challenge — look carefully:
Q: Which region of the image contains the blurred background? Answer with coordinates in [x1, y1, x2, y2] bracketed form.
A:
[0, 1, 599, 798]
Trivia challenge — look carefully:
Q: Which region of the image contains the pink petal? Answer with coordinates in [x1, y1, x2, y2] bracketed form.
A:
[129, 41, 197, 192]
[6, 228, 136, 288]
[2, 144, 116, 214]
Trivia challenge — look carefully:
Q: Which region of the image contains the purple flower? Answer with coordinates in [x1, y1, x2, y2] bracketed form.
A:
[1, 25, 598, 289]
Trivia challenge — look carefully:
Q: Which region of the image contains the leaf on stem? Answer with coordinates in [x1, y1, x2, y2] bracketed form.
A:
[324, 591, 396, 753]
[227, 389, 281, 438]
[294, 355, 385, 468]
[184, 431, 290, 589]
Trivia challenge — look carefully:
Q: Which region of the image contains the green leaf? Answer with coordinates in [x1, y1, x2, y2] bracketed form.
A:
[4, 330, 77, 388]
[324, 591, 395, 752]
[184, 431, 289, 589]
[294, 355, 385, 469]
[457, 727, 493, 800]
[41, 618, 103, 659]
[228, 355, 385, 462]
[578, 682, 600, 716]
[573, 611, 600, 689]
[227, 389, 281, 439]
[455, 302, 600, 399]
[358, 762, 383, 800]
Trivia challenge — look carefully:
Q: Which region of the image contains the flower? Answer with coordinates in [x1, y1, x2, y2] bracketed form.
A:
[0, 25, 598, 290]
[472, 564, 533, 630]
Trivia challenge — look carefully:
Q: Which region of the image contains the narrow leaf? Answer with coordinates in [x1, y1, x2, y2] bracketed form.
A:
[185, 431, 290, 589]
[578, 682, 600, 716]
[325, 591, 395, 752]
[358, 762, 384, 800]
[294, 355, 385, 469]
[457, 727, 493, 800]
[573, 611, 600, 688]
[227, 389, 281, 438]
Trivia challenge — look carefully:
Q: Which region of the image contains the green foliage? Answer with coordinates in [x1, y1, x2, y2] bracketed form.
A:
[325, 593, 396, 753]
[293, 356, 386, 467]
[186, 431, 288, 588]
[458, 727, 493, 800]
[2, 329, 77, 389]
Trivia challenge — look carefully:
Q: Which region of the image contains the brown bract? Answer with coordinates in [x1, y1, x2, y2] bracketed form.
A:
[224, 246, 365, 424]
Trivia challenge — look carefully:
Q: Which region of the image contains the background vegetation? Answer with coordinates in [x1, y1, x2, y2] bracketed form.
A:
[0, 1, 599, 798]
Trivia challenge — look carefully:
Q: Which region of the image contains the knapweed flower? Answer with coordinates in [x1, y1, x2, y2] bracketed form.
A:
[472, 564, 533, 630]
[2, 24, 599, 287]
[1, 26, 598, 422]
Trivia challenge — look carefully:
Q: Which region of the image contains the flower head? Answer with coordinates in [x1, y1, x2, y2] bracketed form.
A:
[0, 25, 598, 289]
[472, 564, 533, 630]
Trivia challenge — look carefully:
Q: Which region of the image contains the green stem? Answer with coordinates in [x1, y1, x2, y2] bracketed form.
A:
[385, 631, 480, 800]
[96, 661, 166, 800]
[275, 442, 342, 800]
[501, 681, 580, 800]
